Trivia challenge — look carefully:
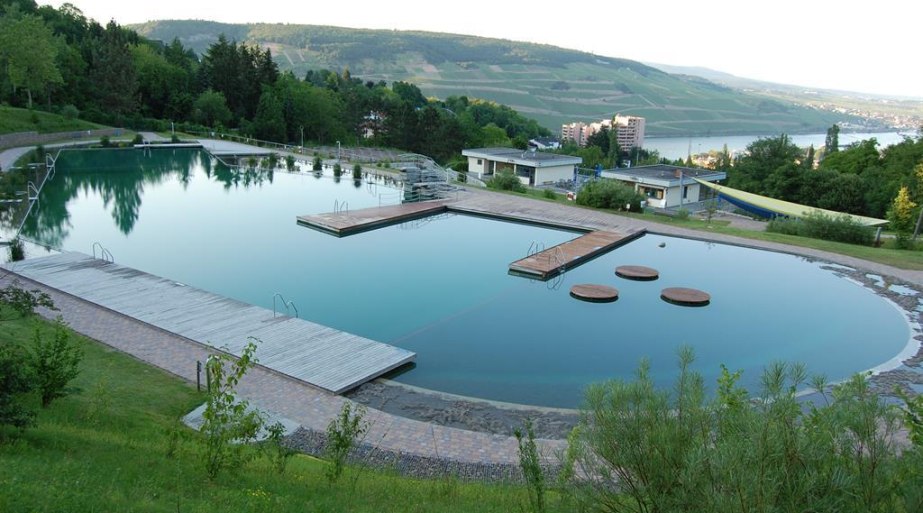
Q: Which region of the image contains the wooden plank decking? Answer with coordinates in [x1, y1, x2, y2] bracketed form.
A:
[4, 252, 415, 394]
[509, 229, 645, 279]
[297, 200, 450, 236]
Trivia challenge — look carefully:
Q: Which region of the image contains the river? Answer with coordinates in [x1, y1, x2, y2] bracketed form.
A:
[645, 131, 911, 161]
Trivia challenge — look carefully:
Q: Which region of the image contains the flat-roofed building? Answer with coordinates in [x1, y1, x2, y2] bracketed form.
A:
[463, 147, 582, 186]
[599, 164, 725, 209]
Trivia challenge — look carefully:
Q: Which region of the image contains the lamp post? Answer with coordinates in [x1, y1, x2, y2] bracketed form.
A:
[336, 140, 341, 162]
[299, 125, 304, 154]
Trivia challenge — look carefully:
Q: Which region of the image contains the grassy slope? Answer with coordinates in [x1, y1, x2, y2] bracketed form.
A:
[0, 312, 558, 513]
[0, 106, 103, 135]
[133, 20, 863, 136]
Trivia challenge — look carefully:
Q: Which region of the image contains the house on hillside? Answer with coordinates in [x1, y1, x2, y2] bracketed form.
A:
[462, 147, 581, 186]
[599, 164, 726, 209]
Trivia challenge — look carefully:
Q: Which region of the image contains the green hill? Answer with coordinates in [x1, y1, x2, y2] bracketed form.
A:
[132, 20, 870, 137]
[0, 106, 103, 135]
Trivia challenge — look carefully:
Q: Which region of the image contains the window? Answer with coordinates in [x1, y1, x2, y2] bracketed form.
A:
[638, 185, 664, 200]
[683, 185, 689, 199]
[477, 159, 483, 165]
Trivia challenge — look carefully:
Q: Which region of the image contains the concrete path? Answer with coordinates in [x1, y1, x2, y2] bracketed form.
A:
[139, 131, 169, 142]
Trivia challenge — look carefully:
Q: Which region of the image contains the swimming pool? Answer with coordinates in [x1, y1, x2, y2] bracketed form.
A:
[20, 149, 913, 408]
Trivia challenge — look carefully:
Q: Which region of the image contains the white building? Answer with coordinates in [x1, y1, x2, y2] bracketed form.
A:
[462, 147, 582, 186]
[561, 115, 645, 149]
[599, 164, 725, 209]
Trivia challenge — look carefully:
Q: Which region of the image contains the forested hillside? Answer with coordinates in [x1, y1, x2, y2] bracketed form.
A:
[0, 1, 551, 163]
[133, 20, 871, 136]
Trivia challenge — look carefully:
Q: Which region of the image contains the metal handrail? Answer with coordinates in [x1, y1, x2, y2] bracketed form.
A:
[91, 242, 114, 263]
[272, 293, 299, 319]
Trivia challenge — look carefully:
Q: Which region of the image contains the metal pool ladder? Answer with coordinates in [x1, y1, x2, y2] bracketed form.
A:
[91, 242, 114, 263]
[272, 293, 299, 319]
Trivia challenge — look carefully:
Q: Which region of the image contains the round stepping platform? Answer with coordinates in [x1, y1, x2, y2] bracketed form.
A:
[616, 265, 660, 281]
[661, 287, 710, 307]
[570, 284, 619, 303]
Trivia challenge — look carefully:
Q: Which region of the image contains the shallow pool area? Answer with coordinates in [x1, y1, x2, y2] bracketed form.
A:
[18, 148, 914, 408]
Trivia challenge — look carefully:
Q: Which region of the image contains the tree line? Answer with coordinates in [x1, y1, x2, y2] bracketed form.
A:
[0, 0, 550, 163]
[728, 131, 923, 219]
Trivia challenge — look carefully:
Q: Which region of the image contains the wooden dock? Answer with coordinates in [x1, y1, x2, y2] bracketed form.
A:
[509, 230, 644, 279]
[297, 200, 450, 236]
[4, 252, 415, 394]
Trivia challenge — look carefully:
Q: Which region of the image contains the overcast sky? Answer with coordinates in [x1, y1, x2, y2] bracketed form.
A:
[46, 0, 922, 98]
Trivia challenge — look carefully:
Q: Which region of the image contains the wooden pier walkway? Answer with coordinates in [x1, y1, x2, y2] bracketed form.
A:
[4, 252, 415, 394]
[509, 230, 644, 279]
[297, 200, 450, 236]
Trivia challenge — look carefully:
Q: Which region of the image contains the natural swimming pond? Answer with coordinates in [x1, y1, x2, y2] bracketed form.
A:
[20, 148, 913, 408]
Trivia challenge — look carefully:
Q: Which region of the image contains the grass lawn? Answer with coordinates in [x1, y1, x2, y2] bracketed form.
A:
[0, 311, 562, 513]
[0, 106, 103, 135]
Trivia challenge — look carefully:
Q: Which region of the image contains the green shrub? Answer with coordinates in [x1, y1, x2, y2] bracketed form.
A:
[767, 211, 875, 245]
[352, 164, 362, 180]
[200, 339, 265, 479]
[313, 156, 322, 171]
[99, 136, 111, 148]
[261, 421, 296, 475]
[325, 402, 368, 483]
[515, 419, 546, 513]
[674, 207, 690, 220]
[131, 133, 144, 145]
[566, 348, 914, 513]
[0, 343, 35, 433]
[333, 163, 342, 178]
[60, 104, 79, 120]
[8, 238, 24, 261]
[30, 319, 83, 408]
[542, 189, 556, 200]
[487, 172, 526, 192]
[285, 155, 296, 171]
[0, 284, 56, 321]
[171, 134, 180, 143]
[574, 179, 643, 211]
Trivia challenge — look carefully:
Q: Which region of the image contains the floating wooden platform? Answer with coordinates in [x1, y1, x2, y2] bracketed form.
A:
[297, 200, 451, 236]
[570, 284, 619, 302]
[616, 265, 660, 281]
[4, 253, 415, 394]
[661, 287, 711, 307]
[509, 230, 644, 280]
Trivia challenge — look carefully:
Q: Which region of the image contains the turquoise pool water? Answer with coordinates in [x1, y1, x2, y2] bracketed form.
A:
[21, 149, 912, 408]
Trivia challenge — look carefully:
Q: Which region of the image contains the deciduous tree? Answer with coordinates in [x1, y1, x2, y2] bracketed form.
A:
[0, 6, 63, 108]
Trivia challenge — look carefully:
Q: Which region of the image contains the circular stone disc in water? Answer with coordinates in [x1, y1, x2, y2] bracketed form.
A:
[616, 265, 660, 281]
[570, 284, 619, 302]
[661, 287, 710, 306]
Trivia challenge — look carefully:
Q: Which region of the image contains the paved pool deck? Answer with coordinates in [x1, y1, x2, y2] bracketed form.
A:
[3, 143, 922, 468]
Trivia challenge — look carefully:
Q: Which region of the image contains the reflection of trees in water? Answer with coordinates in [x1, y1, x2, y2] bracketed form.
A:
[212, 165, 275, 190]
[21, 173, 76, 248]
[22, 149, 245, 243]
